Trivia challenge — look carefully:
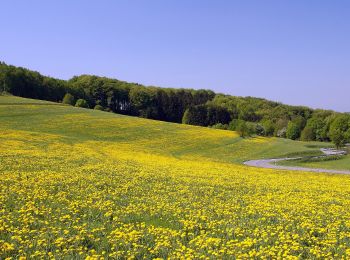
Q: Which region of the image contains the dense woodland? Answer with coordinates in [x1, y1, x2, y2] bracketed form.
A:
[1, 61, 349, 148]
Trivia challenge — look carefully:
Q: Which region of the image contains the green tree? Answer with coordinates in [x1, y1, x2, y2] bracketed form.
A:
[236, 120, 251, 138]
[75, 99, 89, 108]
[262, 120, 275, 136]
[206, 105, 231, 126]
[129, 87, 158, 118]
[62, 93, 75, 105]
[300, 126, 315, 141]
[330, 129, 345, 149]
[182, 105, 208, 126]
[228, 119, 239, 131]
[345, 129, 350, 143]
[94, 105, 104, 110]
[286, 122, 300, 140]
[329, 115, 350, 148]
[255, 124, 265, 136]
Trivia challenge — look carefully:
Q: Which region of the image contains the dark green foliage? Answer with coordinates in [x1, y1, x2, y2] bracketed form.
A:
[62, 93, 75, 105]
[303, 117, 328, 141]
[210, 123, 229, 130]
[75, 99, 89, 108]
[262, 120, 275, 136]
[345, 129, 350, 143]
[228, 119, 240, 131]
[228, 119, 252, 137]
[0, 62, 68, 102]
[206, 105, 231, 126]
[129, 87, 157, 118]
[236, 120, 251, 138]
[182, 105, 208, 126]
[300, 126, 315, 141]
[182, 104, 231, 127]
[330, 129, 345, 149]
[255, 124, 265, 136]
[286, 122, 300, 140]
[247, 122, 257, 136]
[94, 105, 104, 111]
[329, 115, 350, 148]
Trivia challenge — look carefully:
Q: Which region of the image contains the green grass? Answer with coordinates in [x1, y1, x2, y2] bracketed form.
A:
[0, 95, 61, 105]
[278, 154, 350, 171]
[0, 96, 331, 165]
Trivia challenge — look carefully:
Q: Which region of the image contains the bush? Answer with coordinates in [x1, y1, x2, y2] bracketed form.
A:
[228, 119, 239, 131]
[262, 120, 275, 136]
[94, 105, 104, 111]
[62, 93, 75, 105]
[286, 122, 300, 140]
[247, 122, 257, 135]
[255, 124, 265, 136]
[236, 120, 251, 138]
[211, 123, 228, 130]
[276, 127, 287, 138]
[329, 115, 350, 148]
[330, 129, 345, 149]
[301, 126, 315, 141]
[75, 99, 89, 108]
[0, 91, 12, 96]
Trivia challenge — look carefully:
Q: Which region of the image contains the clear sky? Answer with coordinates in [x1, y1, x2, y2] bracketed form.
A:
[1, 1, 349, 112]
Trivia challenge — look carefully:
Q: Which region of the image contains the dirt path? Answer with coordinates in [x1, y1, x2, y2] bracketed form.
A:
[244, 149, 350, 175]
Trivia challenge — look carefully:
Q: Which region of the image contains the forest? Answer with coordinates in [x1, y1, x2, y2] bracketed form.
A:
[1, 61, 349, 147]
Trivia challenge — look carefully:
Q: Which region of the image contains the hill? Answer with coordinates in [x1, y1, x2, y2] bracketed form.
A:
[1, 61, 349, 148]
[1, 96, 350, 258]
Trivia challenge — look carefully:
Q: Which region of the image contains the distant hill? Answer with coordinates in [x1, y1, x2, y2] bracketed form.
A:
[1, 61, 349, 146]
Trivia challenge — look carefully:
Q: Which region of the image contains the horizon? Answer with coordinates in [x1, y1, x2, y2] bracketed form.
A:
[1, 1, 349, 112]
[1, 60, 344, 113]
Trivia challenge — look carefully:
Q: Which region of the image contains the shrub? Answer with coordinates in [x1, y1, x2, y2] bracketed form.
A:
[286, 122, 300, 140]
[276, 127, 287, 138]
[255, 124, 265, 136]
[228, 119, 239, 131]
[75, 99, 89, 108]
[236, 120, 251, 138]
[301, 126, 315, 141]
[330, 129, 345, 149]
[94, 105, 104, 111]
[262, 120, 275, 136]
[62, 93, 75, 105]
[211, 123, 228, 130]
[0, 91, 12, 96]
[329, 115, 350, 148]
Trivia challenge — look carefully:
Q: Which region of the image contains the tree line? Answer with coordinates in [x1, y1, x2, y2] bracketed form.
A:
[1, 61, 349, 148]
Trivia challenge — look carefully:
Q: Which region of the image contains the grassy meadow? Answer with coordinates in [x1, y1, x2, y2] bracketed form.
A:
[278, 154, 350, 171]
[1, 96, 350, 259]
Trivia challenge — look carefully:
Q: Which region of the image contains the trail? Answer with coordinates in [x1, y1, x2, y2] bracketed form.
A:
[244, 148, 350, 174]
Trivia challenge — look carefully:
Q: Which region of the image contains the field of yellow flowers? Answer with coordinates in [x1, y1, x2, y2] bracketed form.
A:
[1, 96, 350, 259]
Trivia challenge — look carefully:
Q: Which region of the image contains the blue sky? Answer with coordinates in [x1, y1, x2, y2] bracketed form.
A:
[1, 1, 349, 111]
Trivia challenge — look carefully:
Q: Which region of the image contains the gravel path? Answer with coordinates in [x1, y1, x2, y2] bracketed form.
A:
[244, 148, 350, 175]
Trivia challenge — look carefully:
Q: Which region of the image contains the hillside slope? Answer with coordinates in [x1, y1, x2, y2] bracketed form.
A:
[1, 96, 350, 259]
[2, 62, 350, 148]
[0, 96, 329, 164]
